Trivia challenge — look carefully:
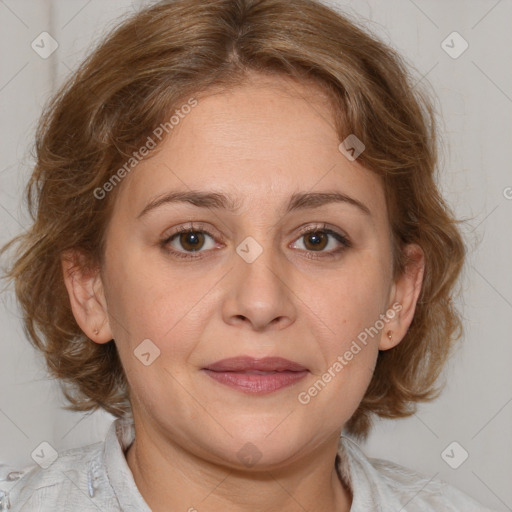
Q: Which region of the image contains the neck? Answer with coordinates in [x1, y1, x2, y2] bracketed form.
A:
[125, 423, 352, 512]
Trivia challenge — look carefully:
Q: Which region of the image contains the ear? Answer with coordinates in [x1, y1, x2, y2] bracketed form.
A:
[379, 243, 425, 350]
[61, 250, 113, 344]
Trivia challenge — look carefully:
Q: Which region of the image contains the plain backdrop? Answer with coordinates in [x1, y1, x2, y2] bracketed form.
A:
[0, 1, 511, 510]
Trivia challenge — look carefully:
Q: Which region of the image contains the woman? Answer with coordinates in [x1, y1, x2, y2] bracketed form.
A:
[0, 0, 497, 510]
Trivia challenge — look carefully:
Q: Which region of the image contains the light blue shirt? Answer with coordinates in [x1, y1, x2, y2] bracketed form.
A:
[0, 416, 495, 511]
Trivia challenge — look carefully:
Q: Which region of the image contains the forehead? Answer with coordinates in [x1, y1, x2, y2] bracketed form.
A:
[116, 74, 386, 219]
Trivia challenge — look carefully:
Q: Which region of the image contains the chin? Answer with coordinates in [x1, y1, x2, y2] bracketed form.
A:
[211, 427, 310, 471]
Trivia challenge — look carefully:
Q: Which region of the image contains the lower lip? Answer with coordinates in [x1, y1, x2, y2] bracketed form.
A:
[202, 369, 308, 394]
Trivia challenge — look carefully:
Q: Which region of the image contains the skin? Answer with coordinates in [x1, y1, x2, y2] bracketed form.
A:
[63, 72, 424, 512]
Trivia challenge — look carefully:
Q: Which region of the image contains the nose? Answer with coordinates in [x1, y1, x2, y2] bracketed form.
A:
[221, 244, 297, 332]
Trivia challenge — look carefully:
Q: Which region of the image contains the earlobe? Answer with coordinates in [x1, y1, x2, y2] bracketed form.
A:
[61, 250, 113, 344]
[379, 243, 425, 350]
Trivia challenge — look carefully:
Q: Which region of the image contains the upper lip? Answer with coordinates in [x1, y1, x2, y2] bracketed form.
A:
[204, 356, 308, 372]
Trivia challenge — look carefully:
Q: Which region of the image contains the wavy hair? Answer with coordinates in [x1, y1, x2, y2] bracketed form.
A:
[1, 0, 465, 440]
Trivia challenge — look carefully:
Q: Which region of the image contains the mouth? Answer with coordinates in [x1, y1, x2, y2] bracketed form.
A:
[201, 356, 309, 394]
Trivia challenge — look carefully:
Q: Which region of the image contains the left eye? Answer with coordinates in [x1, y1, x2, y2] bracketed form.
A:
[290, 228, 350, 254]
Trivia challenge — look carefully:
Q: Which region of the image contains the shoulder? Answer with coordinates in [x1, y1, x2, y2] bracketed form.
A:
[2, 440, 118, 512]
[369, 456, 494, 511]
[339, 436, 496, 512]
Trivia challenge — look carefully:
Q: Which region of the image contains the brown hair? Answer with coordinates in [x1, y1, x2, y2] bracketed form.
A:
[1, 0, 464, 440]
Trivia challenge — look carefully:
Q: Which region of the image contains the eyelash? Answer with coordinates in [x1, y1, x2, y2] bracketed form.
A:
[160, 222, 351, 261]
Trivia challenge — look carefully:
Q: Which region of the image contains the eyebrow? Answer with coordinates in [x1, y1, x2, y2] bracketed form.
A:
[137, 190, 371, 218]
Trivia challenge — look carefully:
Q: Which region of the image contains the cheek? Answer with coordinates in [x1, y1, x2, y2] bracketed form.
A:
[103, 250, 217, 361]
[308, 261, 391, 346]
[296, 256, 390, 415]
[296, 275, 383, 426]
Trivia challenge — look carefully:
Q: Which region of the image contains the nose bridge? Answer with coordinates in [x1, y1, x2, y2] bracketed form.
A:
[223, 233, 296, 330]
[236, 233, 287, 301]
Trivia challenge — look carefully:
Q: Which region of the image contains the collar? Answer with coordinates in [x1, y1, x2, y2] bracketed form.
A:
[103, 416, 151, 511]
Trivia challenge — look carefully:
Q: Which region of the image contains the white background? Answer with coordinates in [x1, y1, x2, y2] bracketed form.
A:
[0, 1, 511, 510]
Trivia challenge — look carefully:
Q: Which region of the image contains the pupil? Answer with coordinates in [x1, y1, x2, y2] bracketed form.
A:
[181, 231, 203, 251]
[307, 232, 326, 250]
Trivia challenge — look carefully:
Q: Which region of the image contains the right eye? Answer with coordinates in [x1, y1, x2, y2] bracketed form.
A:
[160, 223, 222, 260]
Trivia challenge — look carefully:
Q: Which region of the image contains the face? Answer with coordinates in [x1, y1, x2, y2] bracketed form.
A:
[65, 72, 423, 470]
